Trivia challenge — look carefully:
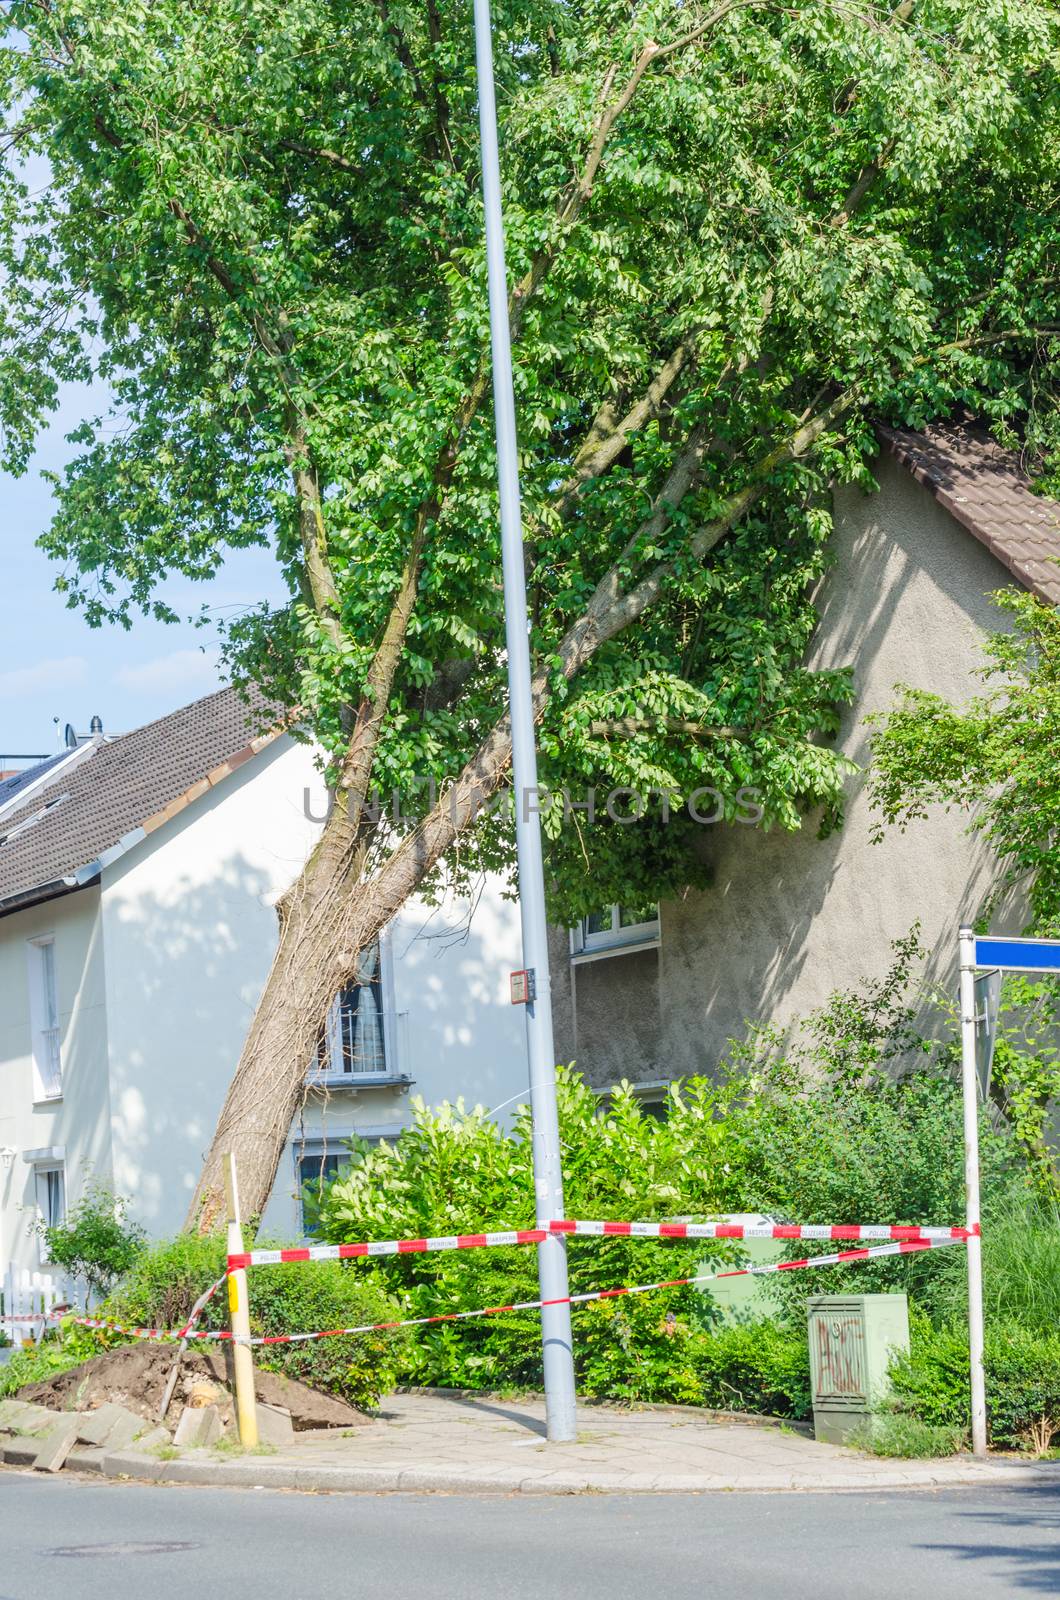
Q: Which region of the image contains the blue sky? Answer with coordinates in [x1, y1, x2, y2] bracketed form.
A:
[1, 378, 287, 759]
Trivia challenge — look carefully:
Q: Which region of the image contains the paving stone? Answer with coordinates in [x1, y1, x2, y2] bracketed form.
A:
[0, 1398, 37, 1431]
[254, 1402, 295, 1448]
[94, 1407, 147, 1452]
[33, 1415, 83, 1473]
[77, 1403, 141, 1447]
[173, 1404, 224, 1448]
[6, 1402, 59, 1437]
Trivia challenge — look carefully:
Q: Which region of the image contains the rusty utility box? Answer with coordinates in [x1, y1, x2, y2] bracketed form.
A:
[806, 1294, 910, 1446]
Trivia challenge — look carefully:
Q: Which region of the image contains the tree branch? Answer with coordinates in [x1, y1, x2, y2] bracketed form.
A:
[588, 717, 748, 739]
[346, 389, 858, 939]
[279, 138, 360, 175]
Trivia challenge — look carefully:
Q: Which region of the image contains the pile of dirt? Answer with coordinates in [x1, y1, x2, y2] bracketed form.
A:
[17, 1343, 375, 1432]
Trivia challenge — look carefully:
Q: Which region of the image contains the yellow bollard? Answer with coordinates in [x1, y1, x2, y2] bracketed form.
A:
[223, 1152, 259, 1448]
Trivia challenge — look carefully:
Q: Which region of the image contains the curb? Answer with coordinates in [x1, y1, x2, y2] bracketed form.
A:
[69, 1447, 1060, 1496]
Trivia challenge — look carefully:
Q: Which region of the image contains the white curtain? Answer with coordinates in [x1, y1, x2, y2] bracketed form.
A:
[353, 941, 386, 1074]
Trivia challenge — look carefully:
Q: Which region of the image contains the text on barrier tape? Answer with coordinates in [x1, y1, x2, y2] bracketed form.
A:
[227, 1219, 977, 1270]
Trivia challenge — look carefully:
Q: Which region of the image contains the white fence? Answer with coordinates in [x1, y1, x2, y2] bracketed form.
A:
[1, 1262, 77, 1346]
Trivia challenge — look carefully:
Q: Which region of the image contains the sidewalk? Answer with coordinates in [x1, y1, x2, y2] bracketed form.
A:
[5, 1391, 1060, 1494]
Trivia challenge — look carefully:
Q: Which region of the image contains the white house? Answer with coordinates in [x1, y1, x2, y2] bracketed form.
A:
[0, 689, 527, 1317]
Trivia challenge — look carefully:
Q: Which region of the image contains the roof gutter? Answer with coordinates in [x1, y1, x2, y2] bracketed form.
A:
[0, 875, 96, 919]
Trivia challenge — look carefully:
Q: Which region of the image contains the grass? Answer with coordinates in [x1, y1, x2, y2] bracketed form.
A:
[851, 1414, 966, 1459]
[210, 1434, 278, 1458]
[924, 1195, 1060, 1333]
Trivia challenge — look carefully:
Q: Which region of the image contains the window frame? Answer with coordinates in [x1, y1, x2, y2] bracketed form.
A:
[570, 903, 660, 962]
[26, 935, 63, 1102]
[311, 932, 409, 1085]
[34, 1161, 66, 1264]
[292, 1127, 404, 1237]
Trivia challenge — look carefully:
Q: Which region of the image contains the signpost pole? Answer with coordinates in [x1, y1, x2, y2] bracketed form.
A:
[958, 926, 988, 1457]
[471, 0, 577, 1444]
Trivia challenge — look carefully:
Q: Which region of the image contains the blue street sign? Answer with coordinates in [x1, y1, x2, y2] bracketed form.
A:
[973, 936, 1060, 975]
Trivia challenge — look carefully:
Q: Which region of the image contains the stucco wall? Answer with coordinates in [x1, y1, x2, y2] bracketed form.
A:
[98, 735, 526, 1241]
[553, 452, 1014, 1082]
[0, 886, 111, 1279]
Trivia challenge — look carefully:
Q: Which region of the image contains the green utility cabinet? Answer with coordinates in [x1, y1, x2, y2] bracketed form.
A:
[806, 1294, 910, 1445]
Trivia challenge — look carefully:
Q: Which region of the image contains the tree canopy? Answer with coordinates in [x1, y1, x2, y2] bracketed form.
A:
[870, 591, 1060, 933]
[4, 0, 1058, 925]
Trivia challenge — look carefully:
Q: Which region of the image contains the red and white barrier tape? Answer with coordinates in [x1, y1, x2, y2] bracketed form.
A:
[232, 1234, 964, 1348]
[3, 1275, 228, 1344]
[227, 1227, 547, 1270]
[0, 1313, 68, 1324]
[228, 1218, 977, 1270]
[8, 1235, 966, 1347]
[549, 1219, 978, 1243]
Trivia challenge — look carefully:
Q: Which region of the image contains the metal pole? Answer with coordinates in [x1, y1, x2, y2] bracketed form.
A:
[958, 926, 988, 1457]
[471, 0, 577, 1444]
[223, 1152, 259, 1448]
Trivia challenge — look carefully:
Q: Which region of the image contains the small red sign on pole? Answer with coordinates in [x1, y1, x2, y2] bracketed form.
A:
[510, 969, 535, 1005]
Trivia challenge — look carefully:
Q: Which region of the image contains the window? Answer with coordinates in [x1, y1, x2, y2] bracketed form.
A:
[27, 937, 62, 1100]
[313, 939, 394, 1080]
[598, 1080, 671, 1121]
[571, 903, 660, 959]
[34, 1163, 66, 1263]
[296, 1149, 349, 1238]
[294, 1131, 399, 1236]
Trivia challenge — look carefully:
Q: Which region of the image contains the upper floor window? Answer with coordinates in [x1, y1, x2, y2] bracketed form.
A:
[27, 937, 62, 1101]
[571, 903, 660, 960]
[313, 940, 393, 1081]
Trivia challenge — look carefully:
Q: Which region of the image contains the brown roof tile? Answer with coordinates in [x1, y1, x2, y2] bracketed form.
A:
[880, 420, 1060, 606]
[0, 686, 284, 913]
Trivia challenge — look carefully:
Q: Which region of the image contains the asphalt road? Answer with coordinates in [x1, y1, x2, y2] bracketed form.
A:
[0, 1474, 1057, 1600]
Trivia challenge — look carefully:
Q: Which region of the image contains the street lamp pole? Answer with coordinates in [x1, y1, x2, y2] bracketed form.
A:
[471, 0, 577, 1443]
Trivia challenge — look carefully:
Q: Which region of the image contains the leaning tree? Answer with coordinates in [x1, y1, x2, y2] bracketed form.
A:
[1, 0, 1057, 1225]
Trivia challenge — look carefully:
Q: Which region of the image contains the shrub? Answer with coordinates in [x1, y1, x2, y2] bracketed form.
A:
[313, 942, 1025, 1403]
[37, 1181, 146, 1302]
[105, 1234, 404, 1411]
[889, 1316, 1060, 1454]
[694, 1320, 811, 1419]
[318, 1077, 744, 1395]
[103, 1231, 226, 1331]
[243, 1259, 406, 1408]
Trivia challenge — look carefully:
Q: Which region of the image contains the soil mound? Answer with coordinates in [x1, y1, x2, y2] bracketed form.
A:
[17, 1343, 374, 1431]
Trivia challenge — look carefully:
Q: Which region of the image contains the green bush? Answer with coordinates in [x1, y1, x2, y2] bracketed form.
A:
[106, 1235, 405, 1411]
[318, 1076, 744, 1397]
[37, 1181, 146, 1302]
[104, 1231, 226, 1331]
[889, 1316, 1060, 1454]
[694, 1320, 811, 1419]
[310, 943, 1027, 1408]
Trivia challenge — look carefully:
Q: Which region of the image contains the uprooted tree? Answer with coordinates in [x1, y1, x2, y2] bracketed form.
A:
[2, 0, 1058, 1227]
